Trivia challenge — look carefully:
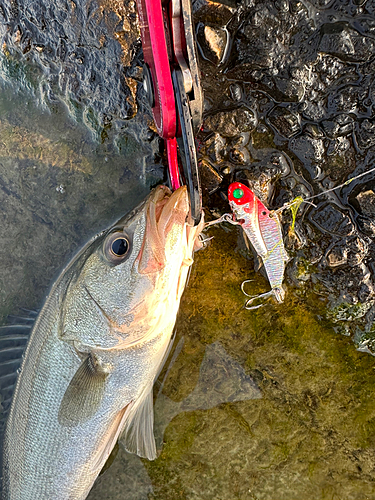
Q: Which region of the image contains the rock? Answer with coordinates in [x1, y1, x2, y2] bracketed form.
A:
[308, 204, 355, 237]
[289, 135, 325, 178]
[229, 84, 243, 103]
[356, 190, 375, 216]
[326, 236, 368, 268]
[204, 108, 257, 137]
[235, 167, 270, 202]
[328, 85, 367, 114]
[197, 24, 227, 64]
[199, 133, 228, 165]
[355, 119, 375, 150]
[326, 244, 348, 268]
[301, 99, 327, 122]
[193, 0, 235, 25]
[268, 106, 301, 138]
[357, 216, 375, 237]
[315, 55, 348, 87]
[274, 77, 305, 102]
[199, 160, 223, 195]
[321, 114, 354, 139]
[236, 152, 290, 203]
[319, 23, 375, 62]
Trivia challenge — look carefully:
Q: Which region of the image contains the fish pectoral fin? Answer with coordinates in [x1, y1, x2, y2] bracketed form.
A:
[58, 353, 108, 426]
[119, 387, 157, 460]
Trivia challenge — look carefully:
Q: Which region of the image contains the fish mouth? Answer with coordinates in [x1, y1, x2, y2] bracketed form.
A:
[137, 185, 190, 274]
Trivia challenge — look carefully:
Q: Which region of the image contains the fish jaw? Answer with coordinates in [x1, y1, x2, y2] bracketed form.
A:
[136, 185, 190, 274]
[117, 185, 204, 347]
[128, 185, 204, 344]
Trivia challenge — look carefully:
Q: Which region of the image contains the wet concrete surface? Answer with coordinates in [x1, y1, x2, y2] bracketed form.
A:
[0, 0, 375, 498]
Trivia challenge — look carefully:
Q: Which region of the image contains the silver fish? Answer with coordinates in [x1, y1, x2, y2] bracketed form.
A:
[1, 185, 204, 500]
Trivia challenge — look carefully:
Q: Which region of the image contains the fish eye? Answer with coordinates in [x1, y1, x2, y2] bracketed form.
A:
[103, 232, 131, 264]
[111, 237, 129, 256]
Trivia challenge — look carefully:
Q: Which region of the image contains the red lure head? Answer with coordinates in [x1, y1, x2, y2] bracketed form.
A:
[228, 182, 255, 206]
[228, 182, 271, 222]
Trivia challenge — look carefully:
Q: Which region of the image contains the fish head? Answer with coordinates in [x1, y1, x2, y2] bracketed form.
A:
[61, 185, 204, 351]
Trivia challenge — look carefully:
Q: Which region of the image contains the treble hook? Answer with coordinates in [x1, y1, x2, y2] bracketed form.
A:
[240, 280, 275, 310]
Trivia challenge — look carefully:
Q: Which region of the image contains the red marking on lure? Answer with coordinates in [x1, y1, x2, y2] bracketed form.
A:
[228, 182, 288, 303]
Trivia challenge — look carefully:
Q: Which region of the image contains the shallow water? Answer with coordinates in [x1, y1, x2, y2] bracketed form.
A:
[0, 80, 162, 321]
[0, 0, 375, 499]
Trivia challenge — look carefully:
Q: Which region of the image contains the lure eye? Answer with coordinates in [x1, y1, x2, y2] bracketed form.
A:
[103, 232, 131, 264]
[232, 188, 244, 199]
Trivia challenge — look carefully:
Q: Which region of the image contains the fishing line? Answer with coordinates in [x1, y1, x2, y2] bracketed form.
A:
[274, 164, 375, 219]
[303, 164, 375, 203]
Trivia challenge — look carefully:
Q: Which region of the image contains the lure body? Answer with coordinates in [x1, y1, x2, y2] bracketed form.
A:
[228, 182, 288, 302]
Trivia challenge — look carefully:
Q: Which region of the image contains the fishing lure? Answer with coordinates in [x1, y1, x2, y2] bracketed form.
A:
[207, 166, 375, 309]
[228, 182, 289, 309]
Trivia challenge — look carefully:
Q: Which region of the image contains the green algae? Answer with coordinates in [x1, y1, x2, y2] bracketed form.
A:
[327, 301, 375, 323]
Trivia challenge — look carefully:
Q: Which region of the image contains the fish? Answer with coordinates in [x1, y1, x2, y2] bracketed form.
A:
[228, 181, 288, 305]
[0, 184, 204, 500]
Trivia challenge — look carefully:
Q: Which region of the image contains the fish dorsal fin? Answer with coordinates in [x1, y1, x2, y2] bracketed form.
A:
[58, 354, 108, 426]
[0, 324, 32, 424]
[0, 322, 32, 481]
[119, 388, 156, 460]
